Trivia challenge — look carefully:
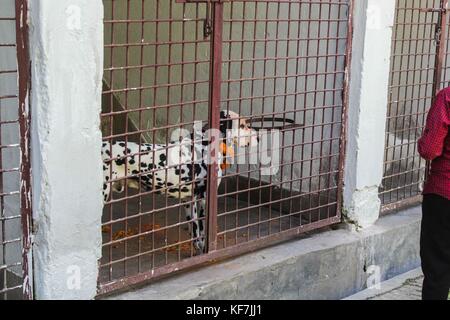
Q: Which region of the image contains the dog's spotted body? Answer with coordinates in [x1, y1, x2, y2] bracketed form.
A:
[102, 111, 258, 252]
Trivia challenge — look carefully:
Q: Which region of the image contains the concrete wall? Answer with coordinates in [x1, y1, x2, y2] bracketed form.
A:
[344, 0, 396, 227]
[106, 206, 421, 300]
[0, 0, 22, 276]
[29, 0, 104, 300]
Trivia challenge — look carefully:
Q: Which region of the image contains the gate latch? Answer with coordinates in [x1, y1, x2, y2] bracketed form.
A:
[175, 0, 221, 38]
[203, 0, 213, 38]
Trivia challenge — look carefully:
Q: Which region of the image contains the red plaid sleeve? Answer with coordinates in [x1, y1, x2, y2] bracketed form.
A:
[418, 89, 450, 161]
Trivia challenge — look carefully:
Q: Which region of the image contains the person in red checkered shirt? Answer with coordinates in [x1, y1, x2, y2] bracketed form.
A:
[417, 87, 450, 300]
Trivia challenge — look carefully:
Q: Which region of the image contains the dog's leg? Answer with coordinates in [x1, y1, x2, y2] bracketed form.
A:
[184, 201, 200, 248]
[103, 180, 111, 203]
[195, 199, 206, 253]
[184, 203, 192, 233]
[188, 199, 206, 254]
[102, 161, 112, 203]
[191, 200, 200, 250]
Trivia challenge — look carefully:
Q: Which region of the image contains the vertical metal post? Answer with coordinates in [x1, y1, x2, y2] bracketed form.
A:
[206, 1, 223, 253]
[15, 0, 33, 300]
[337, 0, 354, 219]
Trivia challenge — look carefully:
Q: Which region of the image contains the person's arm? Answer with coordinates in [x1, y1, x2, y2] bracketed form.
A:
[418, 89, 450, 161]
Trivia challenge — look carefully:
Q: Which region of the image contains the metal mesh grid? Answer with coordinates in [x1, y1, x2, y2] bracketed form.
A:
[99, 0, 352, 294]
[100, 0, 212, 284]
[217, 0, 349, 249]
[0, 0, 31, 300]
[380, 0, 441, 211]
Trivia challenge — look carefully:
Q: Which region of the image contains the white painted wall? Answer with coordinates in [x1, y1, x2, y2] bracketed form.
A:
[29, 0, 104, 300]
[343, 0, 396, 227]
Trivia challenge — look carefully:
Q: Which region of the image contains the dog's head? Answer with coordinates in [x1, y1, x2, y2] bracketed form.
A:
[220, 110, 258, 148]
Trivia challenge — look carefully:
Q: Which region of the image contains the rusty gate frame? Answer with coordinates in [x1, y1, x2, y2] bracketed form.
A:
[16, 0, 33, 300]
[0, 0, 32, 300]
[98, 0, 354, 296]
[381, 0, 449, 214]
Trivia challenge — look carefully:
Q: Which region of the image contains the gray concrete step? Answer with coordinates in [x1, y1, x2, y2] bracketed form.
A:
[343, 268, 447, 300]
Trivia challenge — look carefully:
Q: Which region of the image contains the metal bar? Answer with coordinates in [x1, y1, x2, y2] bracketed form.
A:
[206, 2, 223, 252]
[97, 216, 340, 297]
[336, 0, 353, 220]
[380, 0, 440, 209]
[0, 0, 32, 300]
[395, 0, 415, 204]
[177, 0, 224, 3]
[381, 195, 423, 214]
[15, 0, 33, 300]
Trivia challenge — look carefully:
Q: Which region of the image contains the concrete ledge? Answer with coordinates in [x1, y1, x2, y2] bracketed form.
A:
[106, 206, 421, 300]
[343, 268, 423, 300]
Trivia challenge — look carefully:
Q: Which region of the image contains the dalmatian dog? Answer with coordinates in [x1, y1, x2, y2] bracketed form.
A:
[102, 110, 258, 252]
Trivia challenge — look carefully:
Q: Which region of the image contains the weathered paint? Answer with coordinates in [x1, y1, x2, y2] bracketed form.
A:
[15, 0, 33, 300]
[344, 0, 396, 228]
[29, 0, 104, 300]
